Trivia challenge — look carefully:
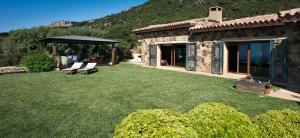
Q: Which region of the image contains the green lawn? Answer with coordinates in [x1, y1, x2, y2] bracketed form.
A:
[0, 63, 299, 137]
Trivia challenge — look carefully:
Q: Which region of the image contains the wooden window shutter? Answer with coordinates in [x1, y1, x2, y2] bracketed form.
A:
[211, 41, 224, 74]
[149, 44, 157, 67]
[186, 43, 197, 71]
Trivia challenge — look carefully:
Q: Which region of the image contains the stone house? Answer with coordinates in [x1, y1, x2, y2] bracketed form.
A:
[133, 7, 300, 84]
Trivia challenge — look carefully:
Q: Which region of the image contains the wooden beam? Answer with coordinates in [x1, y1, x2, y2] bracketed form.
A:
[52, 43, 57, 68]
[112, 44, 116, 65]
[237, 46, 240, 74]
[173, 48, 176, 66]
[170, 48, 173, 66]
[247, 47, 251, 75]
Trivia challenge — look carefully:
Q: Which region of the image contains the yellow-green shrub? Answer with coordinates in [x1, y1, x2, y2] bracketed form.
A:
[254, 109, 300, 138]
[21, 52, 54, 72]
[114, 109, 198, 138]
[185, 102, 258, 138]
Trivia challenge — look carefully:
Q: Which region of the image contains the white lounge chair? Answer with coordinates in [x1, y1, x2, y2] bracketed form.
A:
[62, 62, 83, 74]
[78, 63, 97, 74]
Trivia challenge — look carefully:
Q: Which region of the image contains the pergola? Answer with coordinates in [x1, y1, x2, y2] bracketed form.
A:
[41, 35, 120, 67]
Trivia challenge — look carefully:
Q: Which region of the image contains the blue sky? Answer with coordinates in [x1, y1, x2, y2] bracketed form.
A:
[0, 0, 148, 32]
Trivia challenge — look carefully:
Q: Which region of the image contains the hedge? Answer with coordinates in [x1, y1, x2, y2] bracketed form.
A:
[114, 103, 300, 138]
[21, 52, 54, 72]
[254, 109, 300, 138]
[114, 109, 198, 138]
[185, 102, 258, 138]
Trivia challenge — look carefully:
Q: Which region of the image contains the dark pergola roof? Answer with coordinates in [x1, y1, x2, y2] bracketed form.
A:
[41, 35, 120, 45]
[41, 35, 119, 65]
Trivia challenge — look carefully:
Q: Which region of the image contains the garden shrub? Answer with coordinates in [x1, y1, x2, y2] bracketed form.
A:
[21, 52, 54, 72]
[254, 109, 300, 138]
[185, 102, 258, 138]
[114, 109, 198, 138]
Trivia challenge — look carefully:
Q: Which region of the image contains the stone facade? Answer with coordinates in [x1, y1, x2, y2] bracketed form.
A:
[192, 25, 286, 75]
[138, 28, 190, 65]
[137, 23, 300, 84]
[285, 22, 300, 83]
[135, 6, 300, 84]
[191, 24, 300, 83]
[195, 41, 212, 73]
[138, 28, 213, 73]
[140, 19, 300, 83]
[192, 26, 286, 41]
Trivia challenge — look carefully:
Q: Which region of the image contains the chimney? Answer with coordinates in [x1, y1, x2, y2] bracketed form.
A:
[208, 6, 223, 22]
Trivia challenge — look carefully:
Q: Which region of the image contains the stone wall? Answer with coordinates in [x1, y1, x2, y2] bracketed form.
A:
[192, 26, 287, 75]
[138, 28, 190, 65]
[192, 24, 300, 83]
[285, 22, 300, 83]
[196, 41, 212, 73]
[0, 67, 27, 75]
[191, 26, 286, 42]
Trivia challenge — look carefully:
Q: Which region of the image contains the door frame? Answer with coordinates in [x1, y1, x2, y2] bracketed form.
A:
[160, 45, 176, 67]
[227, 44, 241, 74]
[160, 43, 191, 68]
[226, 41, 273, 76]
[226, 42, 252, 75]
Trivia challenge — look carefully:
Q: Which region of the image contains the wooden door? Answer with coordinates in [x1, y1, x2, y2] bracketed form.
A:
[149, 44, 157, 67]
[186, 43, 197, 71]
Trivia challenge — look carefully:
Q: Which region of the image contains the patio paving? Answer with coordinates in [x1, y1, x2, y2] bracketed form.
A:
[269, 88, 300, 102]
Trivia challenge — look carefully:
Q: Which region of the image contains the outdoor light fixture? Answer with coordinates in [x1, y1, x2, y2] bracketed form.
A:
[274, 39, 282, 45]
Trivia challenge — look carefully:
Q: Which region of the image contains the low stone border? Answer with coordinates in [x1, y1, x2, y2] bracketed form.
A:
[236, 80, 265, 94]
[0, 67, 28, 75]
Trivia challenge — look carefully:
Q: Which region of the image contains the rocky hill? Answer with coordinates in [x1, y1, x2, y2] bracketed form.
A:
[74, 0, 300, 39]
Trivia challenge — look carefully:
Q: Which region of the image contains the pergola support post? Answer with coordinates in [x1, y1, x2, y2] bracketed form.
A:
[112, 44, 116, 65]
[52, 43, 58, 68]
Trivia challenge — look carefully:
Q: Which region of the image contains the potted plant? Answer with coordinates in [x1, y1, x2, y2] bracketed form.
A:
[264, 81, 273, 95]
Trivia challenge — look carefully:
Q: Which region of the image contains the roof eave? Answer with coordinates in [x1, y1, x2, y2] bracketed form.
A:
[133, 23, 194, 34]
[40, 36, 120, 44]
[190, 22, 284, 33]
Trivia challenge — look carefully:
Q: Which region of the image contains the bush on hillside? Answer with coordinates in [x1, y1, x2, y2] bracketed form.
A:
[21, 52, 54, 72]
[114, 109, 198, 138]
[185, 102, 258, 138]
[254, 109, 300, 138]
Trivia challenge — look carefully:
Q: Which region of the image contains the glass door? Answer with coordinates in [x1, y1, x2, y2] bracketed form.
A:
[250, 42, 270, 77]
[175, 45, 186, 67]
[161, 45, 187, 67]
[238, 44, 248, 74]
[229, 41, 271, 77]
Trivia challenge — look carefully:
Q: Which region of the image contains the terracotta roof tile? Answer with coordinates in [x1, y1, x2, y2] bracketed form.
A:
[133, 8, 300, 34]
[279, 8, 300, 22]
[190, 13, 281, 33]
[279, 8, 300, 17]
[133, 18, 219, 33]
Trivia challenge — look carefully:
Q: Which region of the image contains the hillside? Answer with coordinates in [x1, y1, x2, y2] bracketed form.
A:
[76, 0, 300, 39]
[2, 0, 300, 66]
